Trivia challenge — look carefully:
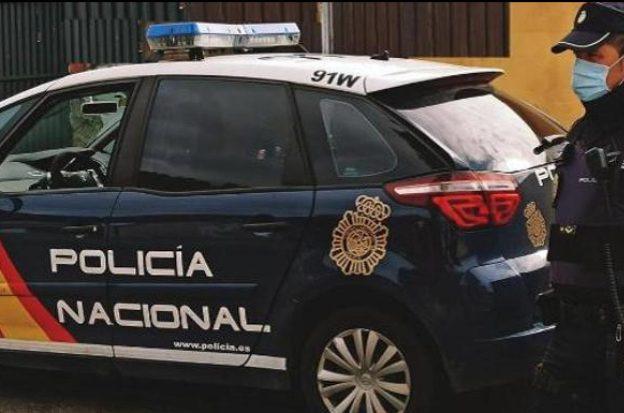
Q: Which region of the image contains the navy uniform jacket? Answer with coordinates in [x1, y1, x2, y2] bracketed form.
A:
[550, 87, 624, 289]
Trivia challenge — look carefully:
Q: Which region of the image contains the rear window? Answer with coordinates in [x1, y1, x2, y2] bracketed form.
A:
[377, 85, 562, 172]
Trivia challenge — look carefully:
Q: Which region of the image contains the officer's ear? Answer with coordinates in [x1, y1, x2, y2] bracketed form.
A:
[603, 36, 624, 88]
[610, 33, 624, 64]
[616, 50, 624, 84]
[615, 59, 624, 89]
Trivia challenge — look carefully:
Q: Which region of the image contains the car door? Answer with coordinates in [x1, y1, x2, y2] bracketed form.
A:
[109, 77, 313, 376]
[0, 82, 137, 363]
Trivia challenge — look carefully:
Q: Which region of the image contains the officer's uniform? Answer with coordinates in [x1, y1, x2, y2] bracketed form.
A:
[532, 3, 624, 412]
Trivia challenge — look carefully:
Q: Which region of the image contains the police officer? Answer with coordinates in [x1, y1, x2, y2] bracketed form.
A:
[532, 2, 624, 412]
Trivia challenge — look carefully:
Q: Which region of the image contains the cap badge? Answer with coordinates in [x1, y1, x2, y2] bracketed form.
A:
[577, 10, 588, 24]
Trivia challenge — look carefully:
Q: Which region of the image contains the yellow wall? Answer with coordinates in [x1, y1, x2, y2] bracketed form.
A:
[432, 2, 584, 128]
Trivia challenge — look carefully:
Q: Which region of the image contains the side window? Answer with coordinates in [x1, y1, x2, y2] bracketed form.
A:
[0, 86, 132, 193]
[12, 90, 129, 154]
[138, 79, 301, 192]
[0, 99, 35, 141]
[320, 99, 397, 178]
[295, 89, 446, 185]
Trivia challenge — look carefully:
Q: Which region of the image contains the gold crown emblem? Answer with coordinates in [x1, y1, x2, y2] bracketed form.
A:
[523, 202, 537, 218]
[524, 201, 547, 248]
[330, 195, 391, 276]
[355, 195, 391, 222]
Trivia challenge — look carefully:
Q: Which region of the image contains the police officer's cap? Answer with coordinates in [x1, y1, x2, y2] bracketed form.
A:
[552, 2, 624, 53]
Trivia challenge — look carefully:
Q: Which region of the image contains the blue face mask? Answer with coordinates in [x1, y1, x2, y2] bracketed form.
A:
[572, 55, 624, 102]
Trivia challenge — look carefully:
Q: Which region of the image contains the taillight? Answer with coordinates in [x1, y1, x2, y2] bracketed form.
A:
[384, 171, 521, 230]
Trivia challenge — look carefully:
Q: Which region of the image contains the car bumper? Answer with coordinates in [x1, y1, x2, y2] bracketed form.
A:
[445, 322, 554, 392]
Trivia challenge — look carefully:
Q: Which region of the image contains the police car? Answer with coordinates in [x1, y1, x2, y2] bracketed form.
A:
[0, 22, 562, 413]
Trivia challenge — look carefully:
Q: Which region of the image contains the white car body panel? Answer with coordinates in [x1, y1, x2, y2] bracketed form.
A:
[0, 54, 502, 109]
[0, 80, 56, 110]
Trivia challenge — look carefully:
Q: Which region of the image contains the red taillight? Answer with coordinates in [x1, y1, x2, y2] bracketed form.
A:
[488, 193, 521, 225]
[431, 194, 490, 228]
[384, 171, 521, 230]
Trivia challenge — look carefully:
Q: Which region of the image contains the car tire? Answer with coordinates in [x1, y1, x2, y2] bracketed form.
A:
[300, 307, 436, 413]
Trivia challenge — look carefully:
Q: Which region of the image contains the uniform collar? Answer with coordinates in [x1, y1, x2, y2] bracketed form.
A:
[582, 83, 624, 125]
[570, 84, 624, 149]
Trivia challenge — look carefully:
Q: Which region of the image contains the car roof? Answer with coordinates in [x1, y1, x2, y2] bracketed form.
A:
[0, 53, 502, 109]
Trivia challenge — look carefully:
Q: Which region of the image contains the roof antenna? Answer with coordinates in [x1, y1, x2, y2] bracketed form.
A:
[371, 50, 390, 61]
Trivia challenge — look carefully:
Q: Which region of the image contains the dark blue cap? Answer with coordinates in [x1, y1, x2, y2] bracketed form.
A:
[552, 2, 624, 53]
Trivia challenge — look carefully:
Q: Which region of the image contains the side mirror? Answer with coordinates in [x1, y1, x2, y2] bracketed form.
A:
[81, 101, 118, 115]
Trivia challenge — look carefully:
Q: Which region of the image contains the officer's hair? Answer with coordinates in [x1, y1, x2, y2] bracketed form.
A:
[607, 33, 624, 54]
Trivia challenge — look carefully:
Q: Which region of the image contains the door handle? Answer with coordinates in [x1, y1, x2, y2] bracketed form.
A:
[242, 221, 290, 232]
[61, 224, 100, 238]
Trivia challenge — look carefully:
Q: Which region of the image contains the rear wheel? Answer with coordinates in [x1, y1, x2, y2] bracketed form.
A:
[300, 308, 435, 413]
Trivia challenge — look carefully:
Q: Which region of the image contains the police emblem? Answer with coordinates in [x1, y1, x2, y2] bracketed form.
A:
[524, 202, 547, 248]
[330, 195, 391, 276]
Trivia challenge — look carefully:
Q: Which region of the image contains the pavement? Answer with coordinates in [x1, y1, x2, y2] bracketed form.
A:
[0, 367, 531, 412]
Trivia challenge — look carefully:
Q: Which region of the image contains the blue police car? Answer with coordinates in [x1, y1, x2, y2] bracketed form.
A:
[0, 22, 563, 413]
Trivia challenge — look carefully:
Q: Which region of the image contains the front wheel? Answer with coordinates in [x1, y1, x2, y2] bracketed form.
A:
[300, 308, 436, 413]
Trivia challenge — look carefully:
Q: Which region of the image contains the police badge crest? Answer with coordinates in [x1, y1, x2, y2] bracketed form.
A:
[524, 201, 547, 248]
[330, 196, 391, 276]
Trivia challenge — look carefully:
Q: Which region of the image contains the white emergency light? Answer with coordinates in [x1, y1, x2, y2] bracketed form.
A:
[146, 22, 301, 52]
[239, 23, 301, 48]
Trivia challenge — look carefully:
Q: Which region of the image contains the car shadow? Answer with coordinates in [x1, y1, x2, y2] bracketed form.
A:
[0, 367, 530, 413]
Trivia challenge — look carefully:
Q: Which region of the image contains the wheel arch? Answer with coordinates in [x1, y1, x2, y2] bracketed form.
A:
[288, 283, 448, 388]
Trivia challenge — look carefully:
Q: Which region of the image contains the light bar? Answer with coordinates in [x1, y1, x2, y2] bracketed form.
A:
[146, 22, 300, 52]
[239, 23, 301, 48]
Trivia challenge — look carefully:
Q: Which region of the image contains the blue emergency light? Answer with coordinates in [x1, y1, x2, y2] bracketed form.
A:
[146, 22, 301, 51]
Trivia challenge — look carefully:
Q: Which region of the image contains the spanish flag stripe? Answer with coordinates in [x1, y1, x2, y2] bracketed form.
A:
[0, 293, 49, 340]
[0, 266, 48, 340]
[0, 241, 75, 343]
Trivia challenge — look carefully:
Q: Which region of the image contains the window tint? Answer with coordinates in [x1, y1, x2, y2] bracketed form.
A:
[139, 79, 299, 192]
[12, 91, 128, 154]
[0, 100, 34, 141]
[295, 89, 445, 186]
[0, 88, 131, 193]
[320, 99, 397, 178]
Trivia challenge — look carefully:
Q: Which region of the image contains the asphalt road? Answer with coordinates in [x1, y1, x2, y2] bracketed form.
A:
[0, 367, 531, 413]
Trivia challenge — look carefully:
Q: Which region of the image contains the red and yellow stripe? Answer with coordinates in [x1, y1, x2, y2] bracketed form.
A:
[0, 241, 74, 343]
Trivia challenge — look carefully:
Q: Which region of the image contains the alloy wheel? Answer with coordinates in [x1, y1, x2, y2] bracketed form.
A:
[317, 328, 411, 413]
